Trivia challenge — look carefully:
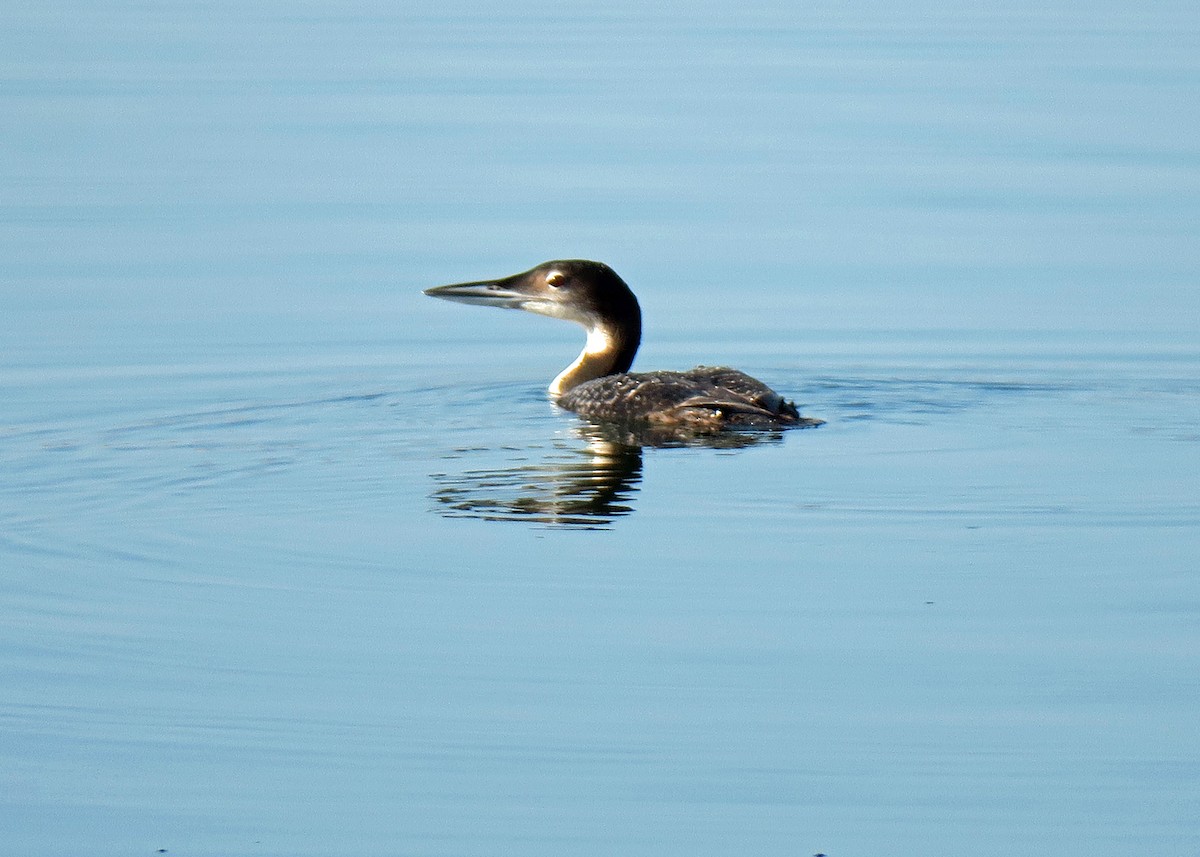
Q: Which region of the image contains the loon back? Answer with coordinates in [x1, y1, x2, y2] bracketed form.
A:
[559, 366, 819, 431]
[424, 260, 822, 433]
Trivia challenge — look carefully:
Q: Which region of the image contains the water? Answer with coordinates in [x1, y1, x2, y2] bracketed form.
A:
[2, 2, 1199, 855]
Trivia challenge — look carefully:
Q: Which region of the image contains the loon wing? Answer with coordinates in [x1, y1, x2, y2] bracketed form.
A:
[663, 394, 782, 421]
[680, 366, 797, 415]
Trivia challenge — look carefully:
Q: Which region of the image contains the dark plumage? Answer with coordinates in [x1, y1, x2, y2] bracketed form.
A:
[559, 367, 809, 430]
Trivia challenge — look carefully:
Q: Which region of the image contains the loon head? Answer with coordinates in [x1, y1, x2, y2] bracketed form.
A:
[425, 260, 643, 395]
[425, 259, 640, 333]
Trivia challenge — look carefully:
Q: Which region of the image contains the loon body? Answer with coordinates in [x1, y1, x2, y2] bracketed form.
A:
[425, 260, 822, 433]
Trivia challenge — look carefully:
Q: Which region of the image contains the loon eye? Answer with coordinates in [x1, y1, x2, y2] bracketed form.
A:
[546, 271, 565, 288]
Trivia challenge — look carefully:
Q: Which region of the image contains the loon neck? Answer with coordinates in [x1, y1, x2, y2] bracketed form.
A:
[549, 320, 639, 397]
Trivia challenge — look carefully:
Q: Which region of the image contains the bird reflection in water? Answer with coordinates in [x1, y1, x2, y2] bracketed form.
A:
[430, 422, 787, 529]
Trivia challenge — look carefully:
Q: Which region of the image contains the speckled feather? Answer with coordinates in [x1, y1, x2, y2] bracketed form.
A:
[557, 365, 813, 431]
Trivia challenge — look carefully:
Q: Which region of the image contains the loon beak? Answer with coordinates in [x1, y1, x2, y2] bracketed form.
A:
[424, 274, 536, 310]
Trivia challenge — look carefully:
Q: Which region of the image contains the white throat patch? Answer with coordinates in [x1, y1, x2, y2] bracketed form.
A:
[549, 325, 619, 397]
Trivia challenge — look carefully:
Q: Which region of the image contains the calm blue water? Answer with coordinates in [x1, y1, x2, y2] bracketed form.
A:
[2, 2, 1198, 855]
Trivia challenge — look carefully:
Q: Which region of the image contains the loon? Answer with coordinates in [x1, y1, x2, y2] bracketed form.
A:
[424, 259, 822, 433]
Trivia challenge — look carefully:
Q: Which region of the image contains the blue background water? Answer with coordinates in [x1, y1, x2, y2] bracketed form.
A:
[2, 2, 1198, 855]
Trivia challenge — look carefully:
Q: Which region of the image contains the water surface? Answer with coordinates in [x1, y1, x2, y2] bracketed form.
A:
[2, 2, 1198, 855]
